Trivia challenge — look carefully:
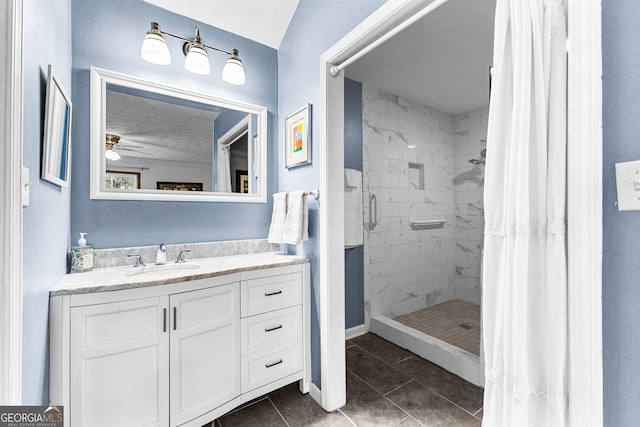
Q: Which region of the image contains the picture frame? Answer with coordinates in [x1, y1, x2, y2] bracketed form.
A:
[42, 64, 72, 187]
[157, 182, 203, 191]
[235, 169, 249, 193]
[105, 170, 140, 190]
[285, 104, 311, 168]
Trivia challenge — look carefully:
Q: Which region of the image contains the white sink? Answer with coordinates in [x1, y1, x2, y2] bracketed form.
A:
[124, 263, 201, 277]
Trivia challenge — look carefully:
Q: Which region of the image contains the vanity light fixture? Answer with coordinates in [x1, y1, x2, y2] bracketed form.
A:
[105, 133, 121, 161]
[141, 22, 246, 85]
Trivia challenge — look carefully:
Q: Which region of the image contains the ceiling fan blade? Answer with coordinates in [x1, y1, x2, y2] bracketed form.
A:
[119, 147, 154, 156]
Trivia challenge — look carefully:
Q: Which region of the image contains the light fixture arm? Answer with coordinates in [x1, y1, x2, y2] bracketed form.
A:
[157, 27, 234, 57]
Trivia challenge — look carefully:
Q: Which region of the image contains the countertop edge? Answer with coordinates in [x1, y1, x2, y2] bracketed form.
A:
[50, 254, 309, 297]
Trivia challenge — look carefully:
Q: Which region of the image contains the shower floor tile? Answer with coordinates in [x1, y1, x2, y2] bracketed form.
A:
[393, 299, 481, 356]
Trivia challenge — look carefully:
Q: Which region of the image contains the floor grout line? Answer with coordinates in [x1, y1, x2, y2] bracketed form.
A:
[336, 409, 358, 426]
[383, 379, 414, 397]
[393, 354, 416, 366]
[267, 396, 290, 427]
[220, 396, 268, 417]
[347, 370, 412, 422]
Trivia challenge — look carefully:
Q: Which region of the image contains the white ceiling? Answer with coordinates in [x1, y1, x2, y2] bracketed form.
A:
[106, 91, 218, 163]
[346, 0, 496, 116]
[142, 0, 495, 116]
[143, 0, 300, 49]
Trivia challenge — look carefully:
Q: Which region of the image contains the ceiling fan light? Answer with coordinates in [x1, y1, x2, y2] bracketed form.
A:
[184, 44, 210, 75]
[141, 22, 171, 65]
[105, 148, 121, 161]
[222, 49, 245, 85]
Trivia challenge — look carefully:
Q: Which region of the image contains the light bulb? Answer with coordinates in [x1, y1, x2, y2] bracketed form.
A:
[105, 149, 120, 161]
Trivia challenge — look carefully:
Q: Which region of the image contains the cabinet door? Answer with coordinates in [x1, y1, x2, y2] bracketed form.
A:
[170, 283, 240, 426]
[70, 296, 169, 427]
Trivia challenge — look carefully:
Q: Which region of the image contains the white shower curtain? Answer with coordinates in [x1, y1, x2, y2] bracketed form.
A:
[218, 143, 232, 192]
[482, 0, 568, 426]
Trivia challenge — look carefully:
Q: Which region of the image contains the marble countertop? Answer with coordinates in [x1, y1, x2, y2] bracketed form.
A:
[51, 252, 308, 297]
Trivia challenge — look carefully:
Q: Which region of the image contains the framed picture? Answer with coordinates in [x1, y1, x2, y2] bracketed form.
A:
[285, 104, 311, 168]
[157, 182, 203, 191]
[105, 170, 140, 189]
[235, 169, 249, 193]
[42, 64, 72, 187]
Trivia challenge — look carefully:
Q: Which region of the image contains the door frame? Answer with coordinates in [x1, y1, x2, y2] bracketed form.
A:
[318, 0, 603, 425]
[0, 0, 24, 405]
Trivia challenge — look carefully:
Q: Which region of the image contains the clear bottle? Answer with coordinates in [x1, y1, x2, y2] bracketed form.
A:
[70, 232, 94, 273]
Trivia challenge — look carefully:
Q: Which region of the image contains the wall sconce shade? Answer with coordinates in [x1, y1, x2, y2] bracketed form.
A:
[222, 49, 246, 85]
[141, 22, 171, 65]
[141, 21, 246, 85]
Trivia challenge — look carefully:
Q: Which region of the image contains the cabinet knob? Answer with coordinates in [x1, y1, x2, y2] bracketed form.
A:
[264, 325, 283, 332]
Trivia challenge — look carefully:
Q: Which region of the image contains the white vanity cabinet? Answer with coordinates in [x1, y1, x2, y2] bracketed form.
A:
[50, 260, 310, 427]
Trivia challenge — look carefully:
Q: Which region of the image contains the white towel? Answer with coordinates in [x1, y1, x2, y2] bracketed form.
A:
[345, 168, 360, 189]
[344, 169, 363, 248]
[282, 190, 309, 245]
[267, 192, 287, 243]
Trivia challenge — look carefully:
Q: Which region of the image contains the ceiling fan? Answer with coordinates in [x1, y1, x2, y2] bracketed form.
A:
[105, 133, 150, 160]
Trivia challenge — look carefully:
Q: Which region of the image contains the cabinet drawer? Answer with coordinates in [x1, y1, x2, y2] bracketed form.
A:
[241, 273, 302, 317]
[241, 339, 302, 392]
[241, 306, 302, 355]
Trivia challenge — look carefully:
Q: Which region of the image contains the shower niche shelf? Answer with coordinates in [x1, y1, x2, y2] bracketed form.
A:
[408, 162, 425, 190]
[409, 217, 446, 230]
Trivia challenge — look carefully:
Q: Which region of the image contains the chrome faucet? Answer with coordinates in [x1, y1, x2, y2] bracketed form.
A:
[176, 249, 191, 263]
[127, 254, 145, 267]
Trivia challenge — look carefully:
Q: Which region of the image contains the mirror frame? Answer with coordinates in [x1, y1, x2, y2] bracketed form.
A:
[89, 66, 268, 203]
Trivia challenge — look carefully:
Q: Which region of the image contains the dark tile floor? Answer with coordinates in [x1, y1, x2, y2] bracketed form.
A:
[210, 333, 483, 426]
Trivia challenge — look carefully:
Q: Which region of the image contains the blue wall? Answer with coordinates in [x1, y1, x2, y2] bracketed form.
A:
[22, 0, 73, 404]
[278, 0, 385, 387]
[344, 78, 364, 329]
[602, 2, 640, 425]
[70, 0, 278, 248]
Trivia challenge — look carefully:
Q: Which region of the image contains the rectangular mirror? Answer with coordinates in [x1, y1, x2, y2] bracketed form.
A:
[90, 67, 267, 202]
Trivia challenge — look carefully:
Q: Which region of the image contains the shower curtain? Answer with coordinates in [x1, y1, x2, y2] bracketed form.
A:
[217, 143, 232, 192]
[482, 0, 567, 425]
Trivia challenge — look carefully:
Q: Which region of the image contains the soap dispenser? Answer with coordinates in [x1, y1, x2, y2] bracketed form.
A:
[70, 233, 94, 273]
[156, 243, 167, 265]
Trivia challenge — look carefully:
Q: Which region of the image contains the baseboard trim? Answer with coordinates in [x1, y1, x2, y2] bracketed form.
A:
[345, 324, 367, 340]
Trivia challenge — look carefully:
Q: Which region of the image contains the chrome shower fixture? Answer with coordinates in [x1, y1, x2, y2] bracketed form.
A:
[468, 148, 487, 165]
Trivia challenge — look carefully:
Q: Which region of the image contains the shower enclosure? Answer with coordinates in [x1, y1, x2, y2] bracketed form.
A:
[362, 84, 487, 387]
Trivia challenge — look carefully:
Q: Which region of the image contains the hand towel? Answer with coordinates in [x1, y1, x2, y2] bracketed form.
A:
[345, 168, 361, 189]
[267, 192, 287, 243]
[282, 190, 308, 245]
[344, 168, 363, 248]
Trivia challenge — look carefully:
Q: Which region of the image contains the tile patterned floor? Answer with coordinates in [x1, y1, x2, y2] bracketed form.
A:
[393, 299, 481, 356]
[208, 333, 483, 426]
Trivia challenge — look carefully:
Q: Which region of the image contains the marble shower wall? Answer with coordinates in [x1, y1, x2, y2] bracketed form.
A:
[452, 107, 488, 304]
[362, 83, 487, 320]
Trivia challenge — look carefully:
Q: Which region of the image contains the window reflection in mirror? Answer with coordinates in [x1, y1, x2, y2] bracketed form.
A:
[90, 67, 267, 203]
